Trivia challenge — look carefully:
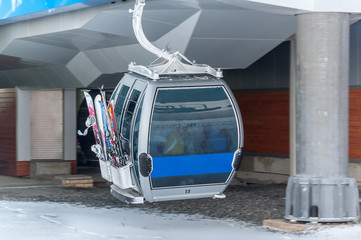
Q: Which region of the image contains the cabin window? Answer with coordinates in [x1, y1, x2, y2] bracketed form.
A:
[133, 99, 144, 180]
[110, 83, 121, 102]
[114, 85, 130, 127]
[122, 89, 141, 141]
[149, 86, 238, 188]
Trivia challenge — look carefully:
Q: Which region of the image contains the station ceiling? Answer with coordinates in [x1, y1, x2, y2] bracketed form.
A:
[0, 0, 326, 88]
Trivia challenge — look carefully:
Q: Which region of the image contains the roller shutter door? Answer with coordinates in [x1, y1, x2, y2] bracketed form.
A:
[31, 90, 63, 159]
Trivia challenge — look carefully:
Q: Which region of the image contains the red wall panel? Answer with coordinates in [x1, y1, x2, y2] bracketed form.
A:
[0, 89, 17, 176]
[234, 91, 290, 155]
[349, 89, 361, 159]
[235, 89, 361, 159]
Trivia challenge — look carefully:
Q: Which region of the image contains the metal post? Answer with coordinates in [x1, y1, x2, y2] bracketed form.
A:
[63, 89, 77, 163]
[16, 88, 31, 162]
[285, 12, 360, 223]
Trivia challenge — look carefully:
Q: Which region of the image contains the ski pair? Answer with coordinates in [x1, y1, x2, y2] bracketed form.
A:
[98, 87, 125, 167]
[78, 89, 124, 167]
[77, 92, 105, 161]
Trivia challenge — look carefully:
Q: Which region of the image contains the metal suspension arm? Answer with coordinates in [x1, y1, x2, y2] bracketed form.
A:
[129, 0, 223, 80]
[131, 0, 173, 61]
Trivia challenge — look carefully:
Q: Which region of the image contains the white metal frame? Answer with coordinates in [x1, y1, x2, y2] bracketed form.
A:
[129, 0, 223, 80]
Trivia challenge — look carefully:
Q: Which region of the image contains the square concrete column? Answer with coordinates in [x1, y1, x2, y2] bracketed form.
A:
[64, 88, 77, 163]
[285, 12, 360, 223]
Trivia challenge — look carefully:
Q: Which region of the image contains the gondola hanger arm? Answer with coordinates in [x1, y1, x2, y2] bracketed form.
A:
[130, 0, 173, 61]
[128, 0, 223, 80]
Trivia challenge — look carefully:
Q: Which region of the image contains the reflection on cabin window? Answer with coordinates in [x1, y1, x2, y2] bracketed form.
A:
[149, 87, 238, 158]
[110, 83, 121, 103]
[122, 89, 141, 141]
[115, 85, 130, 127]
[133, 99, 143, 180]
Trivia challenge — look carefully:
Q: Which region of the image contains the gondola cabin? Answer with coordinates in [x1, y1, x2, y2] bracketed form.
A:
[78, 0, 245, 204]
[102, 72, 244, 203]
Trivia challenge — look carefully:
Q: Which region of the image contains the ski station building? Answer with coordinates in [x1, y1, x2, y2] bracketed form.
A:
[1, 0, 361, 198]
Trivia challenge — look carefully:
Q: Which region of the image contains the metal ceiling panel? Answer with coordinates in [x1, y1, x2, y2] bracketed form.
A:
[82, 8, 199, 42]
[185, 38, 286, 69]
[3, 39, 78, 65]
[83, 44, 154, 73]
[0, 55, 43, 70]
[66, 52, 101, 86]
[185, 9, 296, 68]
[23, 28, 134, 51]
[192, 10, 295, 39]
[0, 0, 298, 88]
[0, 65, 82, 89]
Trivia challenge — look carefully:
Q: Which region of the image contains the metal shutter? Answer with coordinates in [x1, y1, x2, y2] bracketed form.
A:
[31, 90, 63, 160]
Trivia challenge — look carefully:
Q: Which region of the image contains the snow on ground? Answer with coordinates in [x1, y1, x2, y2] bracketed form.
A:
[0, 201, 360, 240]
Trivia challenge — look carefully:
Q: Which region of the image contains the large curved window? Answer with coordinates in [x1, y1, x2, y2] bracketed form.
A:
[149, 87, 238, 188]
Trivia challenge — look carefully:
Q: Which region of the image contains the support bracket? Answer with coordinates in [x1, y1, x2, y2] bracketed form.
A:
[129, 0, 222, 80]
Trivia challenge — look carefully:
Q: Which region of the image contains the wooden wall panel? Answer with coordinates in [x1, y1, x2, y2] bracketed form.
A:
[16, 161, 30, 178]
[349, 89, 361, 159]
[234, 91, 290, 155]
[0, 89, 17, 176]
[234, 89, 361, 159]
[70, 160, 77, 174]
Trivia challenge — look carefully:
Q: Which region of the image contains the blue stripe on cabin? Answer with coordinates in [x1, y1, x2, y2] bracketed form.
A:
[151, 152, 234, 178]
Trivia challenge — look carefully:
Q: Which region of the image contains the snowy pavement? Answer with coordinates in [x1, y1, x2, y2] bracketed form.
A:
[0, 201, 361, 240]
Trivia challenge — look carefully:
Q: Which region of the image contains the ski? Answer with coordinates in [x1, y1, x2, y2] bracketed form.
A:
[78, 91, 104, 161]
[108, 101, 124, 157]
[94, 94, 108, 162]
[98, 87, 125, 166]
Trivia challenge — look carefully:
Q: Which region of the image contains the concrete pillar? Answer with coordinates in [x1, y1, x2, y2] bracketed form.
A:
[63, 88, 77, 164]
[285, 13, 360, 223]
[16, 88, 31, 162]
[289, 37, 296, 177]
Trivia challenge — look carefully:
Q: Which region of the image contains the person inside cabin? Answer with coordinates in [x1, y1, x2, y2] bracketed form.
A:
[163, 130, 185, 156]
[201, 126, 232, 153]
